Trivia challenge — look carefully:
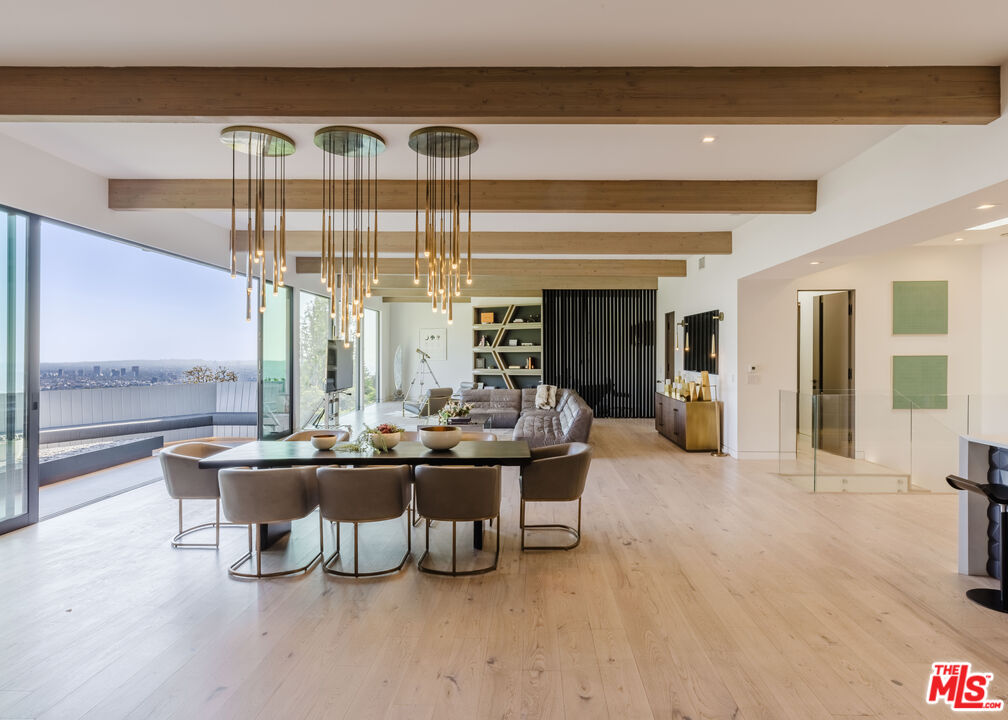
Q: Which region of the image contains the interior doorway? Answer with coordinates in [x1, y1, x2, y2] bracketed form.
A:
[797, 290, 854, 459]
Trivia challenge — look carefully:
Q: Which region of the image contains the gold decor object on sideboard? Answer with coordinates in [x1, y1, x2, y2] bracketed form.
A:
[409, 126, 479, 324]
[315, 126, 386, 346]
[220, 126, 295, 320]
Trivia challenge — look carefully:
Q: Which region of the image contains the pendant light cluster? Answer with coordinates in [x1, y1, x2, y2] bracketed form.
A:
[222, 124, 478, 331]
[315, 127, 386, 346]
[220, 126, 294, 320]
[409, 126, 478, 324]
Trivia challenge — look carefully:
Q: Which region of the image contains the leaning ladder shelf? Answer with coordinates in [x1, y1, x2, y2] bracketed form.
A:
[472, 301, 543, 389]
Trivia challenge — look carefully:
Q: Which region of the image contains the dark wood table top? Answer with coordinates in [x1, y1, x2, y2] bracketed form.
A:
[197, 439, 531, 469]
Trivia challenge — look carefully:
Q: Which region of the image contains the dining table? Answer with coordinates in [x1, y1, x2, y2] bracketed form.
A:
[199, 439, 531, 550]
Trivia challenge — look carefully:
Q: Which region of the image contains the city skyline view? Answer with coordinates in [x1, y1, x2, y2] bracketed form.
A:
[40, 220, 257, 364]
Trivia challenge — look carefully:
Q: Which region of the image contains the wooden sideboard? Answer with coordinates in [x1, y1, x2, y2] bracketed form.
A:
[654, 392, 722, 452]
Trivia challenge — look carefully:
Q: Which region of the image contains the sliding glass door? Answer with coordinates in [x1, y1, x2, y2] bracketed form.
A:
[259, 283, 292, 439]
[0, 209, 38, 535]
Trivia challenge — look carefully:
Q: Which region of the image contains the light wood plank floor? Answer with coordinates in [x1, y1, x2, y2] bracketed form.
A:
[0, 418, 1003, 719]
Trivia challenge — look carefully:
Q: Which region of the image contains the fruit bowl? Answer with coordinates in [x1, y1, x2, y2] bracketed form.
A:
[368, 431, 401, 451]
[418, 425, 462, 450]
[309, 434, 341, 450]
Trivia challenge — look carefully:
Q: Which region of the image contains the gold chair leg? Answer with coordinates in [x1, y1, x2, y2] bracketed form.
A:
[322, 514, 412, 578]
[171, 499, 243, 549]
[520, 497, 582, 551]
[228, 514, 323, 580]
[418, 516, 500, 576]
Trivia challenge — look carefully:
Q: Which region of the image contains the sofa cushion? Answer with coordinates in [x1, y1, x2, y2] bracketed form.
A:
[470, 408, 520, 429]
[513, 414, 566, 449]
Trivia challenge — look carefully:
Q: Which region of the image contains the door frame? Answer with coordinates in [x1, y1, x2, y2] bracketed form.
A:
[795, 289, 855, 456]
[0, 211, 40, 535]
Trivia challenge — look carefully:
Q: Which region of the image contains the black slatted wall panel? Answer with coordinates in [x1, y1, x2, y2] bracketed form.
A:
[542, 289, 656, 418]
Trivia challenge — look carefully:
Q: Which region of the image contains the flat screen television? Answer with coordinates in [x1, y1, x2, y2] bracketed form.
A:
[325, 340, 354, 392]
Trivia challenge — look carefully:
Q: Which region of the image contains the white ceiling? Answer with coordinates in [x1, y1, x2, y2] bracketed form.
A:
[3, 0, 1008, 66]
[0, 122, 897, 181]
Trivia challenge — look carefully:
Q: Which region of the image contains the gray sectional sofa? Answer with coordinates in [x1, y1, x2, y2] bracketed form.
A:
[459, 387, 593, 448]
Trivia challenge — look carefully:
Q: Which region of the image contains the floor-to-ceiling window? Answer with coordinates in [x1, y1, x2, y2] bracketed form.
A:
[260, 283, 292, 439]
[0, 208, 37, 535]
[361, 307, 379, 408]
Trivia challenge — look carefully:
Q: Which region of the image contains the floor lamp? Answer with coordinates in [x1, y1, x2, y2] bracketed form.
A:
[711, 384, 728, 458]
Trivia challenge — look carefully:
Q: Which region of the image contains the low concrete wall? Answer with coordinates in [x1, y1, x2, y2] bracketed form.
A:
[39, 436, 164, 486]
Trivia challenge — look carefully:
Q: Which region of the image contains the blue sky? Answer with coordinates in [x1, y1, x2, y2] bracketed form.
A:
[40, 221, 256, 363]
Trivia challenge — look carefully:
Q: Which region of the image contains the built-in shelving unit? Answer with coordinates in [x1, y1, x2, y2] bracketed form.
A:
[472, 302, 543, 389]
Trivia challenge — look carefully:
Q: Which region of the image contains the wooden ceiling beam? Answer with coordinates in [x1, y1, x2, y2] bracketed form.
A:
[109, 178, 817, 213]
[294, 256, 684, 277]
[239, 230, 731, 255]
[2, 66, 999, 124]
[354, 275, 657, 292]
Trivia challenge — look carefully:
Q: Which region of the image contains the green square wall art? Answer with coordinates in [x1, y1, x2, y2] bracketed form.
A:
[892, 355, 948, 409]
[892, 280, 948, 335]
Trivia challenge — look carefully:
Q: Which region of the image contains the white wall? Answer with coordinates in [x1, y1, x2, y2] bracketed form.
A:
[385, 301, 475, 400]
[980, 238, 1008, 435]
[659, 105, 1008, 459]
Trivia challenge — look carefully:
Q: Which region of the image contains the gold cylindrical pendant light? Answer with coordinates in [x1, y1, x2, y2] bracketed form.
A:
[220, 126, 294, 320]
[409, 127, 478, 324]
[315, 127, 386, 347]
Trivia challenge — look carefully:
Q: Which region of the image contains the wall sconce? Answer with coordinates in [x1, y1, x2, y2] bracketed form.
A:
[675, 319, 686, 352]
[710, 311, 724, 359]
[683, 320, 690, 353]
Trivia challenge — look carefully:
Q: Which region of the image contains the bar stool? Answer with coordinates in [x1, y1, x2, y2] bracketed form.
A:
[159, 442, 243, 548]
[947, 474, 1008, 613]
[317, 466, 412, 577]
[519, 442, 592, 551]
[414, 465, 501, 576]
[218, 467, 322, 579]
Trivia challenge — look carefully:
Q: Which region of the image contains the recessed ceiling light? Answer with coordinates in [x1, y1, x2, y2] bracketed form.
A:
[976, 203, 998, 210]
[967, 216, 1008, 231]
[809, 260, 821, 265]
[953, 237, 964, 242]
[701, 136, 716, 144]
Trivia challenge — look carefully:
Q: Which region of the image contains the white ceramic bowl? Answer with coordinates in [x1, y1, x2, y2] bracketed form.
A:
[418, 425, 462, 451]
[309, 434, 341, 450]
[369, 431, 401, 451]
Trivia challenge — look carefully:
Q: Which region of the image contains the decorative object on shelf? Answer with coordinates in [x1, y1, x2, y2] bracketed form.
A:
[509, 364, 520, 369]
[419, 327, 447, 360]
[478, 334, 488, 346]
[410, 126, 479, 323]
[508, 339, 518, 346]
[315, 126, 386, 345]
[366, 423, 404, 451]
[513, 318, 524, 323]
[521, 342, 534, 346]
[437, 399, 473, 426]
[418, 425, 463, 450]
[220, 126, 295, 320]
[480, 312, 495, 324]
[526, 357, 535, 370]
[475, 357, 486, 369]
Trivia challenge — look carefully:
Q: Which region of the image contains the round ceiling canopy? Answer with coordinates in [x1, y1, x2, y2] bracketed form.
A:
[409, 126, 479, 158]
[314, 126, 387, 157]
[219, 126, 295, 157]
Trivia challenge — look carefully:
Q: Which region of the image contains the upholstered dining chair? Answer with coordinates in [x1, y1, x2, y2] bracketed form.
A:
[283, 428, 351, 442]
[414, 465, 501, 576]
[218, 467, 322, 579]
[159, 442, 243, 549]
[316, 466, 412, 577]
[518, 442, 592, 551]
[460, 432, 497, 441]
